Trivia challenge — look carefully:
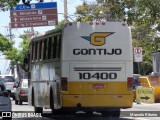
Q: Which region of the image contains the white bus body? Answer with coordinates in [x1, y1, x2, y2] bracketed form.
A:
[27, 21, 133, 117]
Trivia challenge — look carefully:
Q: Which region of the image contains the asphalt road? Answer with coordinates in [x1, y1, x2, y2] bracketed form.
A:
[5, 100, 160, 120]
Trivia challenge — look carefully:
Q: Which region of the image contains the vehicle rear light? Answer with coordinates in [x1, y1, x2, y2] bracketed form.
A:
[20, 91, 26, 94]
[102, 22, 105, 25]
[61, 77, 68, 91]
[90, 22, 93, 25]
[96, 22, 99, 25]
[127, 77, 133, 91]
[0, 92, 9, 97]
[13, 82, 17, 88]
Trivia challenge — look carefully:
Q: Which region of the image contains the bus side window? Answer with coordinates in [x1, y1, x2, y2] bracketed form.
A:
[46, 39, 49, 60]
[52, 36, 57, 59]
[39, 41, 42, 60]
[57, 35, 61, 58]
[33, 42, 36, 61]
[31, 42, 34, 62]
[42, 40, 47, 60]
[48, 37, 52, 59]
[35, 42, 38, 60]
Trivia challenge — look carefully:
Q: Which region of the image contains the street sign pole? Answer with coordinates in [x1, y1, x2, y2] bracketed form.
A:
[138, 62, 140, 74]
[134, 47, 143, 74]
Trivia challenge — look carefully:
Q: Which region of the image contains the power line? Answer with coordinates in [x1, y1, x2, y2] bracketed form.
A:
[61, 0, 77, 4]
[67, 0, 77, 4]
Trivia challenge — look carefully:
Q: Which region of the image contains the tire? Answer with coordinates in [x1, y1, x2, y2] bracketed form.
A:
[12, 96, 15, 100]
[18, 96, 23, 105]
[35, 107, 43, 114]
[110, 108, 120, 118]
[15, 100, 18, 105]
[55, 110, 73, 116]
[32, 89, 34, 106]
[86, 111, 93, 117]
[50, 89, 54, 114]
[101, 111, 111, 117]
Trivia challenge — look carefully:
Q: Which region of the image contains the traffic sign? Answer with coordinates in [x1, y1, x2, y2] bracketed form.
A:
[10, 2, 58, 28]
[10, 9, 57, 17]
[136, 87, 155, 104]
[134, 47, 143, 62]
[10, 2, 57, 11]
[11, 15, 58, 23]
[10, 20, 58, 28]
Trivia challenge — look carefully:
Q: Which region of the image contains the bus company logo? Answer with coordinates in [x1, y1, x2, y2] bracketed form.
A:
[81, 32, 114, 46]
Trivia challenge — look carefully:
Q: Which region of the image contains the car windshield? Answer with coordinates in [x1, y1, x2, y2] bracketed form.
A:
[22, 80, 28, 88]
[0, 76, 15, 83]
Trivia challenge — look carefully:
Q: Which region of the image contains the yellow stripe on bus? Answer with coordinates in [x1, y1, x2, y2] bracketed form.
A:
[62, 81, 132, 94]
[61, 81, 133, 107]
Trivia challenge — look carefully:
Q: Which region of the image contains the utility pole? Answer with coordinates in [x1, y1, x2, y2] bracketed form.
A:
[64, 0, 68, 23]
[9, 23, 12, 40]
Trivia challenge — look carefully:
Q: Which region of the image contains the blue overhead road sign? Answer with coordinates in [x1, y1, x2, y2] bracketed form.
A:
[10, 2, 57, 11]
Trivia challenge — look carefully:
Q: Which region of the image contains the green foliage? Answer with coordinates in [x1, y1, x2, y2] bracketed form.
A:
[0, 33, 14, 51]
[133, 39, 157, 75]
[0, 0, 20, 11]
[0, 0, 44, 11]
[75, 0, 127, 22]
[4, 34, 30, 67]
[55, 20, 65, 30]
[75, 0, 160, 75]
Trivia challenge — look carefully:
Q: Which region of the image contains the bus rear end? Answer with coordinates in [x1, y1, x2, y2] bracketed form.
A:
[61, 21, 133, 116]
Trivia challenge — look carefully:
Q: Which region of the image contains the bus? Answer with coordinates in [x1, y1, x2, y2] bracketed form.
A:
[25, 21, 133, 118]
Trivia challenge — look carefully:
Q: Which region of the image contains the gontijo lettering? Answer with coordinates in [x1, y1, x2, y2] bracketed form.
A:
[73, 32, 122, 55]
[73, 48, 122, 55]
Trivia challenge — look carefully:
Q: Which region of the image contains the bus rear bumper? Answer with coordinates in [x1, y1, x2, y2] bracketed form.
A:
[62, 94, 133, 108]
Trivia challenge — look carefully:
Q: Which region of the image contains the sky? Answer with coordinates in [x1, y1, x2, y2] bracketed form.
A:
[0, 0, 95, 74]
[0, 0, 82, 44]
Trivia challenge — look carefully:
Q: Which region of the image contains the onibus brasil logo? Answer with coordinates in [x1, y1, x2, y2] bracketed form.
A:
[81, 32, 114, 46]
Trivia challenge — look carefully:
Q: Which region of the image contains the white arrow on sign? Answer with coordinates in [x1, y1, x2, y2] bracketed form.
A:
[14, 18, 17, 22]
[13, 12, 17, 16]
[14, 24, 17, 28]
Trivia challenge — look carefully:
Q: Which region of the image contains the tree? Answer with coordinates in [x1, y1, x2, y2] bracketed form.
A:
[0, 0, 20, 11]
[75, 0, 160, 31]
[0, 33, 14, 51]
[55, 20, 65, 30]
[0, 0, 43, 11]
[75, 0, 160, 75]
[4, 33, 30, 67]
[75, 0, 129, 22]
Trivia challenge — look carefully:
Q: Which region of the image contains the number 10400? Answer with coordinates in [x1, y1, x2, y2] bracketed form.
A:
[78, 72, 117, 80]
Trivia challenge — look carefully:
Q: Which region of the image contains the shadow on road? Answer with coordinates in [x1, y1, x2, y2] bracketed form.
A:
[42, 113, 134, 120]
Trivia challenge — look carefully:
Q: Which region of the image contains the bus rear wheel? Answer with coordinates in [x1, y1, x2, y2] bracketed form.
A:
[35, 107, 43, 114]
[50, 89, 54, 114]
[101, 108, 120, 118]
[86, 111, 93, 116]
[101, 111, 110, 117]
[110, 108, 120, 118]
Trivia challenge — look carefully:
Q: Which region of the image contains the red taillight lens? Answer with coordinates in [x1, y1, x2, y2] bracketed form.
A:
[61, 77, 68, 91]
[127, 77, 133, 91]
[13, 82, 17, 88]
[20, 91, 26, 94]
[0, 92, 9, 97]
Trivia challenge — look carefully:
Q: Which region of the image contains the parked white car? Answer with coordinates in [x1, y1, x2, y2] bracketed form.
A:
[0, 75, 17, 100]
[0, 81, 12, 120]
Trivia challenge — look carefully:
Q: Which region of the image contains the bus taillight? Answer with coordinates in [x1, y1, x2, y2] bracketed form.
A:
[127, 77, 133, 91]
[61, 77, 68, 91]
